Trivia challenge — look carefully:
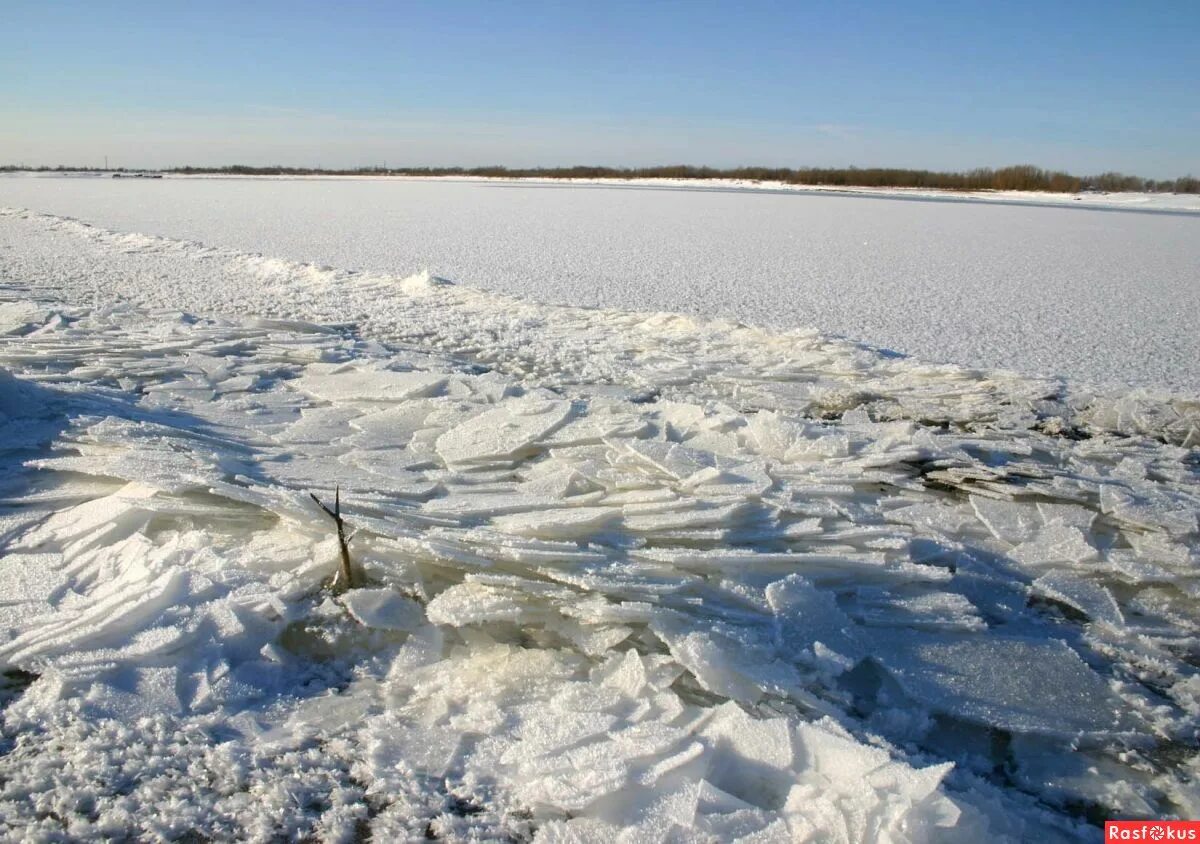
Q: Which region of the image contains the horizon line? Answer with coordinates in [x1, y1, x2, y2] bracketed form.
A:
[4, 162, 1198, 194]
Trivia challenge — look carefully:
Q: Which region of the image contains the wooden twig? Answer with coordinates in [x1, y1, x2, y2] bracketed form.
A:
[310, 485, 356, 591]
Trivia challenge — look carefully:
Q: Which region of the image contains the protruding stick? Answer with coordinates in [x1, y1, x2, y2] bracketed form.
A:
[310, 485, 355, 590]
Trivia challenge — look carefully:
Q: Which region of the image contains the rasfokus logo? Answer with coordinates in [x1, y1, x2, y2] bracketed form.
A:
[1106, 822, 1199, 841]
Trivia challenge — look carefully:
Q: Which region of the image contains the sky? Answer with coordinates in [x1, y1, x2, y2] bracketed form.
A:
[2, 0, 1198, 176]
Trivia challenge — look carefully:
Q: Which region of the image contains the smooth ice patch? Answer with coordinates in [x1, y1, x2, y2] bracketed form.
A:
[868, 633, 1133, 736]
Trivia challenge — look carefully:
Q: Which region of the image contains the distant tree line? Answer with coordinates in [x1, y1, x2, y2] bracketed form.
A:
[4, 162, 1198, 193]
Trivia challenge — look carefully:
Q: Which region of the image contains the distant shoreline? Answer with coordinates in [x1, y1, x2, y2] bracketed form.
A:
[7, 169, 1199, 214]
[3, 163, 1197, 195]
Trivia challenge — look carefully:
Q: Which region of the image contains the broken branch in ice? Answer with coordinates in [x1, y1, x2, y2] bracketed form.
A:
[309, 486, 356, 591]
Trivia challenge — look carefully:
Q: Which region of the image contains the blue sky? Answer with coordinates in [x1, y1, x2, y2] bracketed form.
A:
[2, 0, 1197, 175]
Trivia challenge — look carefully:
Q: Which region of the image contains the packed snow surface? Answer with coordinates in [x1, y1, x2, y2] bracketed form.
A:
[0, 207, 1198, 842]
[2, 174, 1199, 392]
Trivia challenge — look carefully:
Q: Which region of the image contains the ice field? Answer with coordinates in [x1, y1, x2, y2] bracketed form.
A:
[2, 174, 1199, 392]
[0, 196, 1197, 840]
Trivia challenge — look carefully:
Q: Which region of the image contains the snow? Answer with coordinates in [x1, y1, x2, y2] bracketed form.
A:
[3, 173, 1200, 392]
[516, 177, 1200, 213]
[0, 203, 1196, 841]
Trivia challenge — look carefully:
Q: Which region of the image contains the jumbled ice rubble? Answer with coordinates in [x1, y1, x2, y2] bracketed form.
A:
[0, 208, 1197, 841]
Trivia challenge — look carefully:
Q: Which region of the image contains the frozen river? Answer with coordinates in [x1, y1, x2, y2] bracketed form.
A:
[2, 183, 1199, 840]
[3, 174, 1197, 392]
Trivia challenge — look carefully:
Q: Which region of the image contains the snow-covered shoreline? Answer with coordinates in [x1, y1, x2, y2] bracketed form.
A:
[8, 170, 1200, 213]
[0, 208, 1197, 841]
[361, 177, 1200, 214]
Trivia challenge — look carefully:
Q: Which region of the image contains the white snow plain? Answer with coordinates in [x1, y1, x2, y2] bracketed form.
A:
[0, 203, 1197, 842]
[2, 174, 1199, 393]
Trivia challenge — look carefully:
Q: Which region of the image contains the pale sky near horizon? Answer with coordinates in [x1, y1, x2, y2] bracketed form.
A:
[2, 0, 1198, 177]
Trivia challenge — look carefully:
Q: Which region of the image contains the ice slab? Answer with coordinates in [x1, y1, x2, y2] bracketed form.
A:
[0, 302, 52, 335]
[971, 496, 1039, 545]
[341, 589, 425, 631]
[436, 399, 571, 465]
[493, 507, 621, 540]
[1032, 571, 1124, 628]
[294, 368, 446, 402]
[1009, 524, 1099, 568]
[868, 633, 1132, 735]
